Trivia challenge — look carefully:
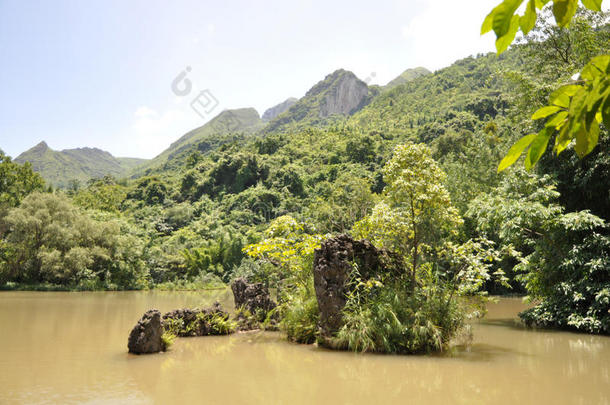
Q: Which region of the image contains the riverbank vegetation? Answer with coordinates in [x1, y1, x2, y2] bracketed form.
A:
[1, 5, 608, 343]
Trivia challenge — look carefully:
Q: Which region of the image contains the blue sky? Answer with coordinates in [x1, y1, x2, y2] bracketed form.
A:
[0, 0, 500, 159]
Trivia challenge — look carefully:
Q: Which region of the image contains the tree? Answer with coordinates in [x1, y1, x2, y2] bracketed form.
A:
[467, 169, 609, 333]
[0, 192, 148, 289]
[353, 143, 462, 288]
[306, 174, 377, 233]
[482, 1, 609, 171]
[0, 152, 45, 209]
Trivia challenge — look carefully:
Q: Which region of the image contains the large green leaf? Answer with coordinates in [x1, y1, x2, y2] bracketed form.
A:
[583, 80, 609, 130]
[574, 123, 591, 157]
[481, 7, 498, 34]
[534, 0, 552, 8]
[603, 93, 610, 129]
[496, 15, 521, 54]
[581, 0, 603, 11]
[497, 133, 537, 172]
[520, 0, 537, 34]
[548, 84, 581, 108]
[532, 105, 562, 119]
[525, 128, 552, 170]
[492, 0, 523, 37]
[549, 87, 573, 108]
[555, 124, 573, 154]
[552, 0, 578, 27]
[546, 111, 568, 128]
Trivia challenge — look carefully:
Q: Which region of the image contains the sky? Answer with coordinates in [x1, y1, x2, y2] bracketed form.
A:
[0, 0, 500, 159]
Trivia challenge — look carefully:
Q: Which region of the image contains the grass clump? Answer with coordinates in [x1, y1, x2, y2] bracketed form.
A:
[161, 331, 176, 350]
[279, 283, 319, 344]
[333, 283, 465, 354]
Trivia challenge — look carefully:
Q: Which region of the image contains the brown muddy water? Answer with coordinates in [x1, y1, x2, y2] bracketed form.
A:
[0, 291, 608, 405]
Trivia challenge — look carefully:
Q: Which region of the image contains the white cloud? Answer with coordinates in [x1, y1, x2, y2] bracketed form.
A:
[400, 0, 496, 71]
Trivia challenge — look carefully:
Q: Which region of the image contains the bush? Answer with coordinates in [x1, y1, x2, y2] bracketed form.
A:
[279, 283, 319, 344]
[332, 282, 465, 354]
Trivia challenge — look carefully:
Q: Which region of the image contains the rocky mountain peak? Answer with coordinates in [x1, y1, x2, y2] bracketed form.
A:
[316, 69, 370, 117]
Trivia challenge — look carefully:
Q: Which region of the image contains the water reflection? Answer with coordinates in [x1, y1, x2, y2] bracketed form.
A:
[0, 292, 608, 405]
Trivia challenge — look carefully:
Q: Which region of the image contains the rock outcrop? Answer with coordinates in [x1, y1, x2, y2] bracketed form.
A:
[262, 97, 297, 122]
[312, 235, 403, 343]
[128, 309, 166, 354]
[318, 71, 370, 117]
[231, 278, 276, 321]
[162, 302, 231, 337]
[263, 69, 375, 134]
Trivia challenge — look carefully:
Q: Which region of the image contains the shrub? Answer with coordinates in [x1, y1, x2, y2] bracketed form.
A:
[279, 283, 319, 344]
[332, 281, 465, 354]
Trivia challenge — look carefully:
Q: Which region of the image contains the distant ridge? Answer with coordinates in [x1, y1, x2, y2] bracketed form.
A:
[385, 67, 431, 89]
[262, 98, 298, 122]
[131, 107, 264, 176]
[14, 142, 147, 188]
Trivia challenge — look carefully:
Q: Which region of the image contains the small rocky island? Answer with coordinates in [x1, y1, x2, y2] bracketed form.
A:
[128, 235, 402, 354]
[127, 277, 277, 354]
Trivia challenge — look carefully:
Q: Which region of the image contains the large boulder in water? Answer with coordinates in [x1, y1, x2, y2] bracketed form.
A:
[128, 309, 166, 354]
[231, 278, 276, 321]
[313, 234, 403, 344]
[162, 302, 232, 337]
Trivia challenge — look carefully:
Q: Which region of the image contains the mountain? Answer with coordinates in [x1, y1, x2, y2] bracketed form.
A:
[264, 69, 378, 133]
[14, 141, 148, 188]
[349, 54, 513, 139]
[262, 98, 298, 122]
[384, 67, 431, 90]
[132, 107, 264, 176]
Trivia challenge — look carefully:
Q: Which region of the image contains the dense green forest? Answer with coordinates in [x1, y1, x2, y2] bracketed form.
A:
[1, 7, 608, 349]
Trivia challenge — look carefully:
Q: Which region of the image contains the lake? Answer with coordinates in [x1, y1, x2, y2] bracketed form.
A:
[1, 291, 609, 404]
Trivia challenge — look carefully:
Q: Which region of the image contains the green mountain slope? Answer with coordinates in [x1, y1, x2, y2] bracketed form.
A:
[133, 107, 264, 176]
[384, 67, 431, 89]
[14, 141, 148, 188]
[348, 53, 516, 141]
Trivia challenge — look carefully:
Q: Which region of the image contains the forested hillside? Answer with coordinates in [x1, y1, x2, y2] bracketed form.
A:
[1, 8, 608, 339]
[14, 141, 147, 188]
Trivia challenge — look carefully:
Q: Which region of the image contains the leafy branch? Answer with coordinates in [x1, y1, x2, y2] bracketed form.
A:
[481, 0, 608, 171]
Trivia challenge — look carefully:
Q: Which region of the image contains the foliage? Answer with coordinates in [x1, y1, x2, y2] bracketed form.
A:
[354, 143, 462, 286]
[483, 2, 609, 170]
[0, 192, 148, 289]
[244, 216, 323, 342]
[305, 174, 377, 234]
[127, 176, 169, 205]
[499, 55, 610, 171]
[0, 152, 45, 210]
[244, 216, 323, 286]
[13, 141, 145, 189]
[333, 282, 465, 354]
[277, 281, 320, 343]
[163, 310, 236, 337]
[481, 1, 605, 54]
[72, 176, 127, 213]
[181, 231, 245, 282]
[467, 169, 609, 333]
[161, 331, 176, 350]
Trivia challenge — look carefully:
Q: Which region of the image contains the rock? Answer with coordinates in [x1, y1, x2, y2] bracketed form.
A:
[128, 309, 166, 354]
[231, 277, 277, 322]
[262, 97, 297, 122]
[318, 70, 370, 117]
[162, 302, 231, 337]
[313, 234, 403, 343]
